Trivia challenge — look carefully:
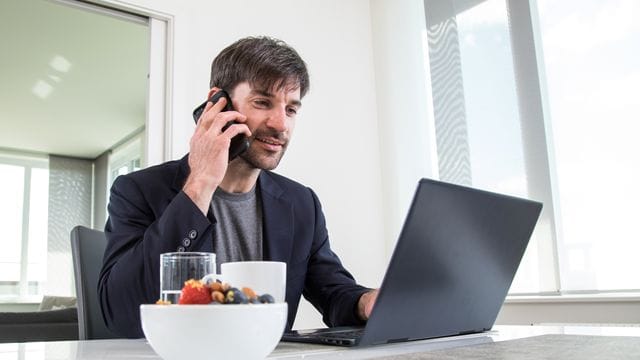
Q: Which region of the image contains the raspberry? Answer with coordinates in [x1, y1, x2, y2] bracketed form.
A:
[178, 279, 211, 304]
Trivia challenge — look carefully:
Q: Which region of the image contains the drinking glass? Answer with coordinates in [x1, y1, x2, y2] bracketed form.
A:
[160, 252, 215, 304]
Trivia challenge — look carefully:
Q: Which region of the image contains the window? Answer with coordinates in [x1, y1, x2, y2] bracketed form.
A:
[425, 0, 639, 294]
[109, 131, 143, 185]
[536, 0, 640, 291]
[426, 0, 555, 294]
[0, 152, 48, 299]
[0, 151, 96, 301]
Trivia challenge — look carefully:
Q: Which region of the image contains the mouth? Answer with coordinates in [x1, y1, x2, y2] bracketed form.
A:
[253, 135, 287, 153]
[255, 136, 284, 146]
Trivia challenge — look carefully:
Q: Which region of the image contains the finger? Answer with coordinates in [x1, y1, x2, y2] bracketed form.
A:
[194, 101, 213, 129]
[196, 96, 229, 131]
[207, 111, 248, 135]
[193, 101, 214, 137]
[211, 96, 228, 112]
[218, 122, 252, 140]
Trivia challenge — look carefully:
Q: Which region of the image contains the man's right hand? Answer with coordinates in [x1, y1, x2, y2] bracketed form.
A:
[183, 96, 251, 215]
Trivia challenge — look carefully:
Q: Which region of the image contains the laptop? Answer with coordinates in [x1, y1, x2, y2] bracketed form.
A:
[282, 178, 542, 347]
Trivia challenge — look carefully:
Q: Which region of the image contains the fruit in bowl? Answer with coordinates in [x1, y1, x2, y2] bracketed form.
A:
[140, 302, 287, 360]
[174, 279, 276, 305]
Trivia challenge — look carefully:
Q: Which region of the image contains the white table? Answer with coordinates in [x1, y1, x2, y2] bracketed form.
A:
[1, 325, 639, 359]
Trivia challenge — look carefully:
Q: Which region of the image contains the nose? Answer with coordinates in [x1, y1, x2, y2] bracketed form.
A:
[266, 106, 287, 132]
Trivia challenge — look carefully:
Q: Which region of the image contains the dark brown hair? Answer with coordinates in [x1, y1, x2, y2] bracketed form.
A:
[209, 36, 309, 98]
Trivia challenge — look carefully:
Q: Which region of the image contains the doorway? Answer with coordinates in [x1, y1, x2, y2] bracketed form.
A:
[0, 0, 169, 301]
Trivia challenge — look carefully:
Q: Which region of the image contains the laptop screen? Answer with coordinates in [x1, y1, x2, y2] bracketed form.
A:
[283, 178, 542, 347]
[359, 179, 542, 345]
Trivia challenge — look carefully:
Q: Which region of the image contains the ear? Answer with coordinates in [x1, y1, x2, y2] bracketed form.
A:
[207, 87, 222, 99]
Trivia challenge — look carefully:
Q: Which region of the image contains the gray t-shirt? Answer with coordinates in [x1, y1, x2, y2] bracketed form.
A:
[211, 184, 263, 272]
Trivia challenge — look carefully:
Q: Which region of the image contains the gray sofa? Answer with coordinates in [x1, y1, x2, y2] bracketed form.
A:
[0, 297, 79, 343]
[0, 307, 78, 343]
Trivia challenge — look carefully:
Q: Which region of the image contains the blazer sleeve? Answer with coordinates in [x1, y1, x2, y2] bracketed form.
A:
[302, 188, 370, 327]
[98, 174, 213, 338]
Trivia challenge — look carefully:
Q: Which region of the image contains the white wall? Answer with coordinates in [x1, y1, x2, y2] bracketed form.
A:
[107, 0, 388, 329]
[369, 0, 437, 255]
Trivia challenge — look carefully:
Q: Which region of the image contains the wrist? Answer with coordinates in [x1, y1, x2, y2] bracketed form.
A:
[182, 177, 217, 215]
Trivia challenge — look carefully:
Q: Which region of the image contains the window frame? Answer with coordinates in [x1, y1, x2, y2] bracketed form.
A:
[504, 0, 562, 294]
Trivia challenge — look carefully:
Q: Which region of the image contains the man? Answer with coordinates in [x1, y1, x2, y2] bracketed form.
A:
[98, 36, 377, 338]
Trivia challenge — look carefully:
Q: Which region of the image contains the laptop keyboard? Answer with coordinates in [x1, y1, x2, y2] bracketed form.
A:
[325, 328, 364, 339]
[282, 327, 366, 346]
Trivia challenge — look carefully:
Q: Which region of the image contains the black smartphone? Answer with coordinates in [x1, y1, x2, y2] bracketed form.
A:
[192, 90, 250, 161]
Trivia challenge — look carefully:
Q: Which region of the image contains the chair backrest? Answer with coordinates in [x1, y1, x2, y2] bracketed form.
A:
[70, 225, 118, 340]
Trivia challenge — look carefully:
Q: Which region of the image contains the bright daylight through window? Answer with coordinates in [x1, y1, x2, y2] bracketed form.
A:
[536, 0, 640, 292]
[0, 153, 49, 299]
[427, 0, 639, 294]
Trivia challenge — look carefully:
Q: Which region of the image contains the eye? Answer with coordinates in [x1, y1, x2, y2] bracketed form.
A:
[253, 99, 270, 108]
[286, 107, 298, 116]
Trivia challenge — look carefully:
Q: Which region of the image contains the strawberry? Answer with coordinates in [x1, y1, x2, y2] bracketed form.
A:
[178, 279, 211, 304]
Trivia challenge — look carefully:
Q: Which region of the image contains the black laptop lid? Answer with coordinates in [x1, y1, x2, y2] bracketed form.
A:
[359, 179, 542, 346]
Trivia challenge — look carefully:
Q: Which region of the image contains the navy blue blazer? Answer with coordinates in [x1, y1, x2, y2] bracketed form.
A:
[98, 155, 368, 338]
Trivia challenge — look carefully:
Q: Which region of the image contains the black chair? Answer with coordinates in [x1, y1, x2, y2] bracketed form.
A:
[70, 225, 118, 339]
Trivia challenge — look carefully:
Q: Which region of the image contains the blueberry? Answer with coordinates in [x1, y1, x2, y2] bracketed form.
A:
[258, 294, 275, 304]
[225, 288, 249, 304]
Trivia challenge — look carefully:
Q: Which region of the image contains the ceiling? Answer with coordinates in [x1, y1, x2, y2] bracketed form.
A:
[0, 0, 149, 159]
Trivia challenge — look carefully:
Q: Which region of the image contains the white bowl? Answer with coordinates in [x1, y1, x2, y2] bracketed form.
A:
[140, 303, 287, 360]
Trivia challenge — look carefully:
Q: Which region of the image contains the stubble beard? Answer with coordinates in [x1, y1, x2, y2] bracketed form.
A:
[239, 138, 288, 171]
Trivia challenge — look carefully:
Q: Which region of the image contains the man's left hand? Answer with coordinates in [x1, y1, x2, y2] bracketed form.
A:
[357, 289, 379, 321]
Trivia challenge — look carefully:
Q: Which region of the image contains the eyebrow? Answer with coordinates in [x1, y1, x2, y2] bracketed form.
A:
[251, 89, 302, 108]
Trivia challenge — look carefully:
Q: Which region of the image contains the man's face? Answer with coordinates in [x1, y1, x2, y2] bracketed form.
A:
[229, 82, 301, 170]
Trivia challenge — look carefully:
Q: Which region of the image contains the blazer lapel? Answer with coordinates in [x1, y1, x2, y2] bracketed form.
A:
[259, 172, 295, 263]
